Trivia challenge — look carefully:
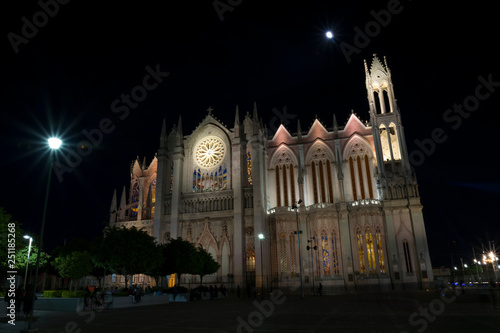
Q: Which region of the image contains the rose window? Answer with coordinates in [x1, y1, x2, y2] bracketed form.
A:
[195, 137, 225, 168]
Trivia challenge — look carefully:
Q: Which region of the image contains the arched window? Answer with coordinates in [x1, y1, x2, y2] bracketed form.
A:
[283, 166, 288, 207]
[331, 231, 340, 275]
[365, 227, 376, 273]
[246, 249, 255, 273]
[321, 231, 331, 275]
[279, 232, 287, 273]
[357, 156, 366, 199]
[130, 180, 139, 217]
[356, 228, 365, 274]
[247, 151, 252, 185]
[364, 155, 374, 199]
[376, 227, 385, 273]
[289, 164, 296, 205]
[276, 165, 281, 207]
[151, 178, 156, 216]
[349, 157, 357, 201]
[327, 162, 334, 203]
[169, 161, 174, 194]
[311, 161, 318, 204]
[403, 239, 413, 273]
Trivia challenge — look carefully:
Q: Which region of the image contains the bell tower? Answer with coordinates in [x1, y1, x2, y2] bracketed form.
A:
[365, 55, 413, 201]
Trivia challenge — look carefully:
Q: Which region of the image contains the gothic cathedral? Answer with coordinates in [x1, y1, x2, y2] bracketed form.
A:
[109, 55, 434, 291]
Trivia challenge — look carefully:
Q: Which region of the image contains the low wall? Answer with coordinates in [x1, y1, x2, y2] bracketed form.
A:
[34, 297, 84, 312]
[109, 294, 169, 309]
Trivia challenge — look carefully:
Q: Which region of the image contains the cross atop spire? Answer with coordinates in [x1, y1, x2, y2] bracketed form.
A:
[207, 106, 214, 115]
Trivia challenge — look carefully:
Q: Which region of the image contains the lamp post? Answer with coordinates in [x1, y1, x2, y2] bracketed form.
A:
[28, 137, 61, 329]
[292, 199, 304, 298]
[307, 237, 317, 295]
[23, 235, 33, 290]
[258, 233, 265, 298]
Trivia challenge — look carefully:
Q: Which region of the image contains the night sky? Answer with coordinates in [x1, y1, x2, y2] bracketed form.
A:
[1, 0, 499, 267]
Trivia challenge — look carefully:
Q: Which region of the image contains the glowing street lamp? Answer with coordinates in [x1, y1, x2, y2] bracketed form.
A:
[23, 235, 33, 290]
[326, 31, 334, 39]
[28, 137, 62, 328]
[258, 233, 265, 297]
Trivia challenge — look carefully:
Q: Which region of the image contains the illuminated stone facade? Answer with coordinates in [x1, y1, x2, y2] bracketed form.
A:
[109, 56, 433, 291]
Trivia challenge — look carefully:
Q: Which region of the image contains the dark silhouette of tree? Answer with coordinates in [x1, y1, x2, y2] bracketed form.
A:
[192, 246, 220, 285]
[93, 226, 159, 288]
[163, 238, 198, 283]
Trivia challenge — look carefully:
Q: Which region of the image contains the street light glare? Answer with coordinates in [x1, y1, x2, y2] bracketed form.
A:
[24, 235, 31, 239]
[48, 137, 62, 149]
[258, 233, 265, 240]
[326, 31, 334, 39]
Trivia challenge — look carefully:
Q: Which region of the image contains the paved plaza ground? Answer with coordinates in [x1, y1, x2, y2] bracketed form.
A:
[2, 288, 499, 332]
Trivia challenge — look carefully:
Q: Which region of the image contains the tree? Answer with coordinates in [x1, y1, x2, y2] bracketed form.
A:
[192, 246, 220, 285]
[163, 238, 199, 283]
[93, 226, 159, 288]
[144, 243, 169, 287]
[53, 251, 93, 290]
[15, 244, 50, 272]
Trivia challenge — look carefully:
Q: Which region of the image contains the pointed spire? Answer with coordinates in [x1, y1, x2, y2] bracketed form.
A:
[119, 186, 127, 210]
[253, 101, 258, 120]
[110, 189, 117, 212]
[234, 105, 240, 126]
[177, 115, 183, 137]
[297, 119, 302, 141]
[333, 114, 338, 138]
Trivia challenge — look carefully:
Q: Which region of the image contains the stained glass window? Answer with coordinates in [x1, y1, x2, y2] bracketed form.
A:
[195, 137, 225, 168]
[331, 232, 340, 275]
[357, 229, 365, 273]
[279, 232, 287, 273]
[151, 178, 156, 216]
[130, 180, 139, 217]
[169, 161, 173, 194]
[376, 227, 385, 273]
[246, 249, 255, 272]
[321, 232, 331, 275]
[247, 151, 252, 185]
[366, 227, 376, 273]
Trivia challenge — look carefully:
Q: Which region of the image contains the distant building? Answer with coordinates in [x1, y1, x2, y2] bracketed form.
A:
[109, 55, 433, 291]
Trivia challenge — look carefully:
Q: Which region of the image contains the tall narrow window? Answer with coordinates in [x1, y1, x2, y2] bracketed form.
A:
[289, 164, 296, 205]
[403, 240, 413, 273]
[169, 161, 174, 194]
[247, 151, 253, 185]
[357, 156, 365, 199]
[151, 178, 156, 216]
[357, 229, 365, 274]
[130, 180, 139, 217]
[321, 231, 331, 275]
[349, 157, 357, 201]
[389, 123, 401, 160]
[283, 166, 288, 207]
[326, 161, 334, 203]
[279, 232, 287, 273]
[365, 227, 376, 273]
[289, 233, 297, 274]
[376, 227, 385, 273]
[364, 155, 374, 199]
[276, 165, 281, 207]
[331, 232, 340, 275]
[319, 161, 326, 203]
[311, 161, 318, 203]
[246, 249, 255, 273]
